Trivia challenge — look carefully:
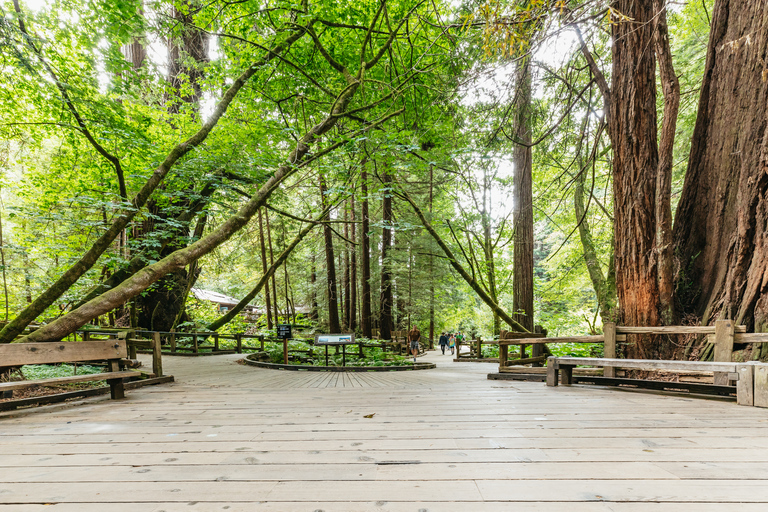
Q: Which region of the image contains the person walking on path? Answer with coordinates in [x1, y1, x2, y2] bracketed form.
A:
[448, 332, 456, 355]
[408, 326, 421, 363]
[438, 332, 449, 355]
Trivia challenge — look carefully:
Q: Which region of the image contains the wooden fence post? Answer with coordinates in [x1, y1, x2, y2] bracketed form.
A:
[283, 338, 288, 365]
[499, 342, 508, 371]
[170, 331, 176, 353]
[152, 332, 163, 377]
[235, 334, 242, 354]
[531, 325, 544, 367]
[603, 322, 616, 378]
[193, 334, 199, 354]
[126, 330, 137, 359]
[714, 319, 735, 385]
[213, 333, 219, 352]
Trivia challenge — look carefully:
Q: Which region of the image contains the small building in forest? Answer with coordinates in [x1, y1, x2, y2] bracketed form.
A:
[190, 288, 258, 316]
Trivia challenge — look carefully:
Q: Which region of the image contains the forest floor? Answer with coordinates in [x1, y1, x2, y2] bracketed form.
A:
[1, 349, 768, 510]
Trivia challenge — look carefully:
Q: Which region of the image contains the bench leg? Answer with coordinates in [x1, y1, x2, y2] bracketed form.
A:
[108, 360, 126, 399]
[546, 358, 558, 387]
[108, 378, 125, 399]
[736, 364, 754, 406]
[561, 365, 574, 386]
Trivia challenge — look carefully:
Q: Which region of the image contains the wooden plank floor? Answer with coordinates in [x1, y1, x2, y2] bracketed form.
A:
[2, 351, 768, 511]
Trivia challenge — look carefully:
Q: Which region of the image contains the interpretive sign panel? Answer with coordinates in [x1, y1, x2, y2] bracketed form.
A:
[315, 333, 355, 345]
[277, 324, 292, 339]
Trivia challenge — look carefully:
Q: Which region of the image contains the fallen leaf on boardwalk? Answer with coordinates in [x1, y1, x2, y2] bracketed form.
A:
[363, 413, 375, 418]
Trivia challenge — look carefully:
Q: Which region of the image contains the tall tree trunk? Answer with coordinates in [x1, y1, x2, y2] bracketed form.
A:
[512, 56, 534, 333]
[350, 194, 358, 331]
[361, 169, 373, 338]
[320, 175, 341, 333]
[609, 0, 663, 358]
[654, 0, 680, 326]
[481, 165, 501, 336]
[258, 208, 273, 329]
[0, 207, 8, 322]
[428, 164, 435, 348]
[167, 1, 208, 115]
[343, 204, 351, 329]
[379, 169, 393, 341]
[309, 254, 319, 322]
[266, 209, 280, 324]
[133, 0, 210, 331]
[673, 0, 768, 334]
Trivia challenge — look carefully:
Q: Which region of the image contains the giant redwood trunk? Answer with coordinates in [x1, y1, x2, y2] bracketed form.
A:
[608, 0, 664, 358]
[673, 0, 768, 336]
[512, 57, 533, 333]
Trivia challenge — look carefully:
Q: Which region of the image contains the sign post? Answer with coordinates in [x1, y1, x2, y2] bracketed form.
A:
[277, 325, 292, 365]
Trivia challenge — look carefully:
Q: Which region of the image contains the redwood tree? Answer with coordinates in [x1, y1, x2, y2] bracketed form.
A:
[673, 0, 768, 340]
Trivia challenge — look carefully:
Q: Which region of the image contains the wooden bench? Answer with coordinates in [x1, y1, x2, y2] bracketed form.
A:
[0, 340, 136, 400]
[546, 356, 760, 406]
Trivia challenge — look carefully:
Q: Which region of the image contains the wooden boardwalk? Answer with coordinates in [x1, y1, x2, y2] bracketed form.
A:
[2, 351, 768, 511]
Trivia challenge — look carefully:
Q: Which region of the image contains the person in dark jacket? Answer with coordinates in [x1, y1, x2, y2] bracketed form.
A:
[438, 332, 449, 355]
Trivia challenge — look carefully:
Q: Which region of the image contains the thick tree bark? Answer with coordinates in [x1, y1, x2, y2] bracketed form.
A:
[379, 169, 394, 341]
[512, 56, 534, 333]
[167, 2, 208, 114]
[319, 175, 341, 333]
[673, 0, 768, 333]
[0, 26, 308, 343]
[654, 0, 680, 326]
[360, 169, 373, 338]
[609, 0, 663, 358]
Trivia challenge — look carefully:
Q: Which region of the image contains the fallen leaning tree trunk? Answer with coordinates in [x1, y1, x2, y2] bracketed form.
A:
[0, 24, 310, 344]
[19, 107, 403, 343]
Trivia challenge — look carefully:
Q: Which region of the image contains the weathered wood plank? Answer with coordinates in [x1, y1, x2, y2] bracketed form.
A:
[0, 371, 135, 392]
[616, 325, 747, 334]
[713, 320, 736, 385]
[755, 364, 768, 408]
[553, 357, 740, 373]
[0, 340, 127, 366]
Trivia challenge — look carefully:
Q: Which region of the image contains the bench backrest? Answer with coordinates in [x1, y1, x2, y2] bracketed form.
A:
[1, 340, 127, 367]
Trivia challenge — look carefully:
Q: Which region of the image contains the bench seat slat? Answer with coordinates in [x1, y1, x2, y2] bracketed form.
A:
[1, 341, 127, 367]
[0, 371, 137, 392]
[554, 357, 740, 373]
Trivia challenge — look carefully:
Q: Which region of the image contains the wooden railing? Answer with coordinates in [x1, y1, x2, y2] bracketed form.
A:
[498, 320, 768, 377]
[454, 338, 496, 361]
